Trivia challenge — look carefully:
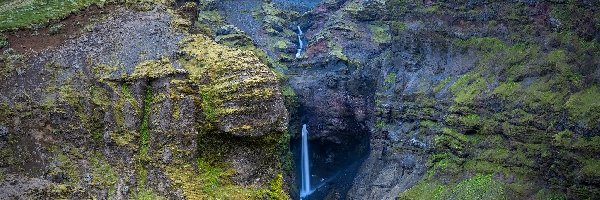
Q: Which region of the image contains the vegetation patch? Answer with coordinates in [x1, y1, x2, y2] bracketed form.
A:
[90, 153, 118, 195]
[580, 158, 600, 177]
[166, 159, 289, 199]
[399, 174, 506, 200]
[368, 23, 391, 44]
[0, 34, 7, 48]
[565, 85, 600, 126]
[449, 72, 488, 106]
[129, 58, 178, 80]
[139, 86, 153, 159]
[0, 0, 107, 31]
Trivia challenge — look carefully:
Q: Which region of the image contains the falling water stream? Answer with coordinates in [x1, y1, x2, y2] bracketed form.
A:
[296, 26, 304, 58]
[300, 124, 312, 198]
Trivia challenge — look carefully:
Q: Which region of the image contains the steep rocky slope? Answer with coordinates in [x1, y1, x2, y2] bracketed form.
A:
[0, 1, 290, 199]
[1, 0, 600, 199]
[303, 0, 599, 199]
[229, 0, 600, 199]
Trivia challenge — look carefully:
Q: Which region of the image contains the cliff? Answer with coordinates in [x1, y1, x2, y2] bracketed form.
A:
[1, 0, 600, 199]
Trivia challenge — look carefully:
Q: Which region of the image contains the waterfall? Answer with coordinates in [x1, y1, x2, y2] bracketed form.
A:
[296, 26, 304, 58]
[300, 124, 312, 198]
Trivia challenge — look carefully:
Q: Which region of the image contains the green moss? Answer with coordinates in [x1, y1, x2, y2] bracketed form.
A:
[266, 174, 288, 199]
[281, 85, 298, 110]
[275, 40, 288, 49]
[428, 154, 457, 174]
[92, 64, 117, 81]
[433, 77, 451, 93]
[139, 86, 153, 159]
[368, 23, 391, 44]
[0, 49, 25, 79]
[56, 153, 80, 186]
[456, 37, 507, 53]
[580, 158, 600, 177]
[384, 72, 396, 85]
[554, 132, 600, 152]
[197, 10, 224, 26]
[375, 119, 386, 129]
[450, 174, 505, 199]
[90, 154, 117, 194]
[423, 4, 440, 13]
[493, 81, 519, 99]
[0, 101, 12, 122]
[463, 160, 510, 176]
[200, 89, 216, 123]
[179, 35, 282, 134]
[533, 189, 567, 200]
[90, 86, 111, 109]
[565, 85, 600, 126]
[552, 130, 573, 145]
[113, 83, 140, 131]
[124, 0, 161, 11]
[478, 148, 510, 163]
[434, 133, 467, 159]
[111, 130, 137, 147]
[134, 189, 166, 200]
[386, 0, 407, 18]
[329, 43, 350, 62]
[58, 84, 83, 106]
[390, 21, 407, 35]
[420, 120, 439, 129]
[129, 57, 178, 80]
[0, 0, 106, 31]
[546, 49, 582, 86]
[0, 34, 7, 48]
[449, 73, 488, 106]
[342, 1, 362, 15]
[166, 160, 270, 199]
[440, 127, 467, 142]
[456, 114, 481, 130]
[521, 77, 567, 112]
[398, 180, 448, 200]
[399, 175, 505, 200]
[90, 86, 110, 142]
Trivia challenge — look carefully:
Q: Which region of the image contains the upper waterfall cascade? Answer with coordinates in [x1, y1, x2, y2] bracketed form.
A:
[296, 26, 304, 58]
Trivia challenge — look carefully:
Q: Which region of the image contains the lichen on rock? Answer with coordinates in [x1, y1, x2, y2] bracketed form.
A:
[178, 34, 287, 137]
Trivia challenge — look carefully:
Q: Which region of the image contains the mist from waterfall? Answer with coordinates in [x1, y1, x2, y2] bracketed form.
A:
[300, 124, 312, 198]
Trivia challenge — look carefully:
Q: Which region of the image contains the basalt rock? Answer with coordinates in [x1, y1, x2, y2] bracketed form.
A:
[0, 3, 289, 199]
[2, 0, 600, 199]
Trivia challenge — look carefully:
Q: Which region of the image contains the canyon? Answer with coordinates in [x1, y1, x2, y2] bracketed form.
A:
[0, 0, 599, 199]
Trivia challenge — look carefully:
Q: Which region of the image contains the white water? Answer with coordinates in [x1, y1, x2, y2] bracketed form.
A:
[300, 124, 313, 198]
[296, 26, 304, 58]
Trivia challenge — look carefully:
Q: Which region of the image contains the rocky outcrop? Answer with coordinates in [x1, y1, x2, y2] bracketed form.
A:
[0, 3, 289, 199]
[1, 0, 600, 199]
[220, 0, 600, 199]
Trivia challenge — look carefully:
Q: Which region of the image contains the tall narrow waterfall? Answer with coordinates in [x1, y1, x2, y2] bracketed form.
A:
[300, 124, 312, 198]
[296, 26, 304, 58]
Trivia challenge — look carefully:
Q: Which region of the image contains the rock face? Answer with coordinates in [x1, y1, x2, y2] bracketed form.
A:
[218, 0, 600, 199]
[0, 3, 289, 199]
[1, 0, 600, 199]
[300, 0, 599, 199]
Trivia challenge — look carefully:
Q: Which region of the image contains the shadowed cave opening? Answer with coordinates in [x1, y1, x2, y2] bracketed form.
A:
[291, 113, 370, 199]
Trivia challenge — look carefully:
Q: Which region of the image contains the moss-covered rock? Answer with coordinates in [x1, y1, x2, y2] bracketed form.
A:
[179, 35, 287, 137]
[0, 2, 291, 199]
